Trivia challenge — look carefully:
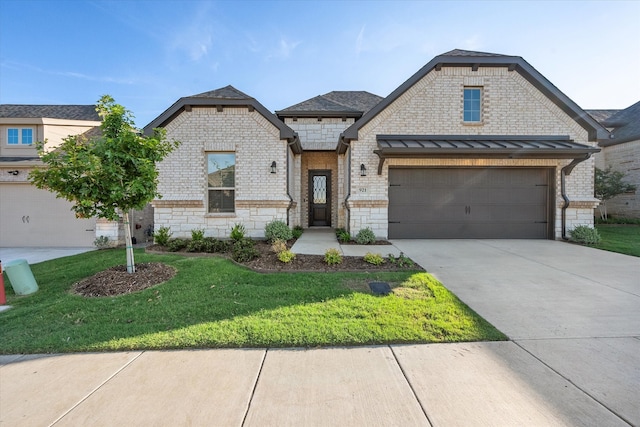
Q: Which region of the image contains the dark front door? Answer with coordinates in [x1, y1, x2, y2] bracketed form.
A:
[309, 170, 331, 226]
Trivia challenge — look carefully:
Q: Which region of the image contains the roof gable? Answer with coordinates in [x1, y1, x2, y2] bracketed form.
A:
[143, 85, 301, 153]
[0, 104, 100, 121]
[338, 49, 608, 152]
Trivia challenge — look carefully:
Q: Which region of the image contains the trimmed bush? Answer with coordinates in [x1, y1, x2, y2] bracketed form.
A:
[388, 252, 415, 268]
[154, 226, 172, 246]
[324, 248, 343, 265]
[232, 238, 259, 262]
[167, 238, 188, 252]
[292, 226, 304, 239]
[355, 227, 376, 245]
[265, 220, 293, 242]
[570, 226, 601, 245]
[278, 250, 296, 263]
[363, 252, 385, 266]
[93, 235, 111, 249]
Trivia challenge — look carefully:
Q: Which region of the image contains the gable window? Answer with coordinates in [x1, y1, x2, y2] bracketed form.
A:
[207, 152, 235, 213]
[463, 88, 482, 122]
[7, 128, 34, 145]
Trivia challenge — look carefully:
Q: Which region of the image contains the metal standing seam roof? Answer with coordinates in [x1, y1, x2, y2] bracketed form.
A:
[373, 135, 600, 174]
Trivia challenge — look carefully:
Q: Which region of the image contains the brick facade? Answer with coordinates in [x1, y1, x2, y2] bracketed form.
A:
[596, 139, 640, 218]
[347, 66, 599, 239]
[155, 106, 295, 238]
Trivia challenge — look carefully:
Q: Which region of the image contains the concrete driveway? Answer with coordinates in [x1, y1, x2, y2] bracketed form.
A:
[392, 239, 640, 425]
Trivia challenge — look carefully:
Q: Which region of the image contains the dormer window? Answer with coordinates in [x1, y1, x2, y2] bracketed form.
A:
[463, 88, 482, 123]
[7, 128, 34, 145]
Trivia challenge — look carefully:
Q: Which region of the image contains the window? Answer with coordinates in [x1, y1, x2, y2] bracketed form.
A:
[7, 128, 34, 145]
[463, 88, 482, 122]
[207, 153, 235, 213]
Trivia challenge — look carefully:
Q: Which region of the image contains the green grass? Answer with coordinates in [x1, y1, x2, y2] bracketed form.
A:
[595, 224, 640, 257]
[0, 249, 505, 354]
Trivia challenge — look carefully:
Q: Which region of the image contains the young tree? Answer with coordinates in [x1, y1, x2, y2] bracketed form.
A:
[595, 166, 636, 220]
[30, 95, 179, 273]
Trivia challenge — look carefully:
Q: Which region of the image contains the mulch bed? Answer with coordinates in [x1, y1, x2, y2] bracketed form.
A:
[73, 240, 420, 298]
[73, 262, 177, 297]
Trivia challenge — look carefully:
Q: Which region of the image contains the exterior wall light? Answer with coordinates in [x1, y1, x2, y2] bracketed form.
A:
[360, 164, 366, 176]
[271, 161, 277, 174]
[7, 170, 19, 176]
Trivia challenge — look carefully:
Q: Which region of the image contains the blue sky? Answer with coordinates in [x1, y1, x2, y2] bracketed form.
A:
[1, 0, 639, 127]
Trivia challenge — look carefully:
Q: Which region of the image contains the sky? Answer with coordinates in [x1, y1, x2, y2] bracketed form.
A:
[1, 0, 639, 127]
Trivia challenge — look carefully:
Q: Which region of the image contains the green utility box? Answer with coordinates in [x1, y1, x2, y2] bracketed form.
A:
[4, 259, 39, 295]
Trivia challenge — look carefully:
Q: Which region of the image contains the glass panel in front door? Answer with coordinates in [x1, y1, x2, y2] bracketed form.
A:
[313, 176, 327, 204]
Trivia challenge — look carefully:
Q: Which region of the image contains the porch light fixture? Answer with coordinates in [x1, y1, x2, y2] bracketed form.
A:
[271, 161, 277, 174]
[360, 164, 366, 176]
[7, 170, 19, 176]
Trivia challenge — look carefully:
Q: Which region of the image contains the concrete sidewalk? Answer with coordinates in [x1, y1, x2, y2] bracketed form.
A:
[290, 228, 401, 257]
[0, 343, 627, 426]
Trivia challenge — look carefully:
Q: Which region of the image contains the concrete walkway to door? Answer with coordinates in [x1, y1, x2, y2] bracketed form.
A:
[392, 239, 640, 425]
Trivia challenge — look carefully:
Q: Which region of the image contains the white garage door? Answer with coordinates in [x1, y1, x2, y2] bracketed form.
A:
[0, 183, 96, 247]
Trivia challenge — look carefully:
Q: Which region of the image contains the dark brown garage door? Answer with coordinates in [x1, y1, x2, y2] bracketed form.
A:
[388, 168, 552, 239]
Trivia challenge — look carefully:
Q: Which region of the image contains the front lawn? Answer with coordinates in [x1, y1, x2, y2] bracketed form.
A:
[0, 249, 505, 354]
[595, 225, 640, 257]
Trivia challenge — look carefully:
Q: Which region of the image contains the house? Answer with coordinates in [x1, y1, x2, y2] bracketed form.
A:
[0, 105, 152, 247]
[590, 101, 640, 218]
[0, 105, 103, 247]
[144, 49, 607, 240]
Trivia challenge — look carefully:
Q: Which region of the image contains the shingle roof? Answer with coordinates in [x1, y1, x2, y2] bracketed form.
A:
[0, 104, 100, 121]
[277, 91, 383, 117]
[440, 49, 511, 57]
[191, 85, 253, 100]
[586, 109, 620, 123]
[598, 100, 640, 146]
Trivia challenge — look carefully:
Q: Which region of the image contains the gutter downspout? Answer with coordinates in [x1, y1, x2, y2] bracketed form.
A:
[561, 154, 591, 240]
[344, 145, 352, 232]
[285, 137, 299, 226]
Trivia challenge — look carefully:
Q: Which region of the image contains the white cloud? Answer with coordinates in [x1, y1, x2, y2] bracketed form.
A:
[267, 36, 301, 60]
[356, 25, 366, 55]
[460, 34, 483, 51]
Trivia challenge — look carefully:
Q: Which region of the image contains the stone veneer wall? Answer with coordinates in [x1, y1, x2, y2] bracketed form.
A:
[154, 106, 294, 238]
[348, 66, 599, 239]
[285, 117, 355, 151]
[597, 139, 640, 218]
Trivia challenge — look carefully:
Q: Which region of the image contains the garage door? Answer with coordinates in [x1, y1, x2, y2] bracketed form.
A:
[0, 184, 96, 247]
[388, 168, 552, 239]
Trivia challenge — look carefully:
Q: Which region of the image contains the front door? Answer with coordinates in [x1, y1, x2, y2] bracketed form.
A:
[309, 170, 331, 226]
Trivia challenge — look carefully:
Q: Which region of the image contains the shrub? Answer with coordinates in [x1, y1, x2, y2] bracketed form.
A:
[187, 237, 215, 253]
[363, 252, 385, 266]
[324, 248, 343, 265]
[232, 238, 259, 262]
[154, 226, 172, 246]
[271, 239, 287, 254]
[93, 235, 111, 249]
[570, 226, 601, 245]
[388, 252, 415, 268]
[191, 228, 205, 241]
[337, 230, 351, 243]
[210, 238, 231, 253]
[167, 238, 188, 252]
[230, 223, 246, 242]
[265, 220, 293, 242]
[355, 227, 376, 245]
[278, 250, 296, 263]
[292, 226, 304, 239]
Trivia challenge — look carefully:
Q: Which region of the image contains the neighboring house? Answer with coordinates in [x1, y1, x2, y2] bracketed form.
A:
[0, 105, 102, 247]
[589, 101, 640, 218]
[0, 105, 153, 247]
[144, 49, 607, 240]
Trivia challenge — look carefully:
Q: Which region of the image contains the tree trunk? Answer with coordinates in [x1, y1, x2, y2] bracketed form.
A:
[123, 211, 136, 273]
